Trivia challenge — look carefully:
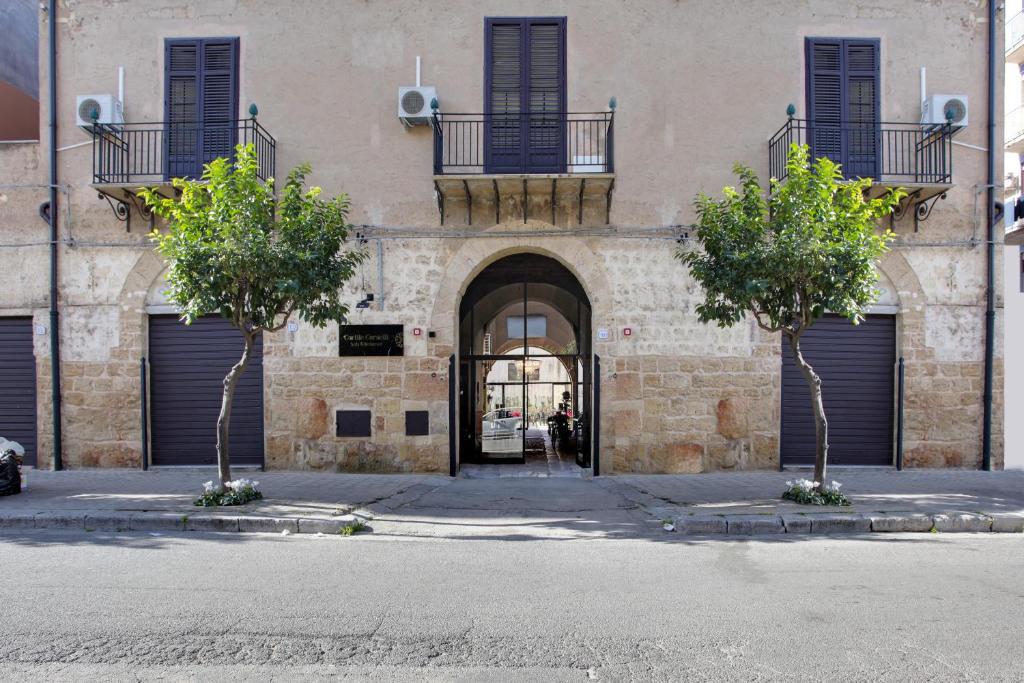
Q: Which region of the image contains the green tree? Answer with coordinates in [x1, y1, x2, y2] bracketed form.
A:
[679, 144, 901, 488]
[141, 144, 365, 487]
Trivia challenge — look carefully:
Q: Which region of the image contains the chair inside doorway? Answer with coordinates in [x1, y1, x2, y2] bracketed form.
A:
[458, 254, 593, 475]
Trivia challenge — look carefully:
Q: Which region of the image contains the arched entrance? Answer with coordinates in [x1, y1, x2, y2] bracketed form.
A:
[458, 253, 594, 471]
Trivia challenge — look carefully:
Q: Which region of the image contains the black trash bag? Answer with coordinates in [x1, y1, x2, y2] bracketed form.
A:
[0, 451, 22, 496]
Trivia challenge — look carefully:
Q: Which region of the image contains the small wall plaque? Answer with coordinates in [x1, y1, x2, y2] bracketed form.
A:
[337, 410, 372, 437]
[405, 410, 429, 436]
[597, 328, 609, 340]
[338, 324, 404, 356]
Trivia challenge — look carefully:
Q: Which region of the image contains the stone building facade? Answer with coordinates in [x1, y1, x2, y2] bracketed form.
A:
[0, 0, 1005, 474]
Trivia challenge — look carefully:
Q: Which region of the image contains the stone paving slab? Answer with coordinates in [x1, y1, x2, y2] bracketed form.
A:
[0, 469, 1022, 539]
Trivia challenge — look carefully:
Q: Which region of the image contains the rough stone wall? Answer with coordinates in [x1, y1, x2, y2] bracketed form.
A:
[0, 0, 1005, 473]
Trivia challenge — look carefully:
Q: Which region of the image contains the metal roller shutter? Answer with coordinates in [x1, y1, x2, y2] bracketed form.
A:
[781, 314, 895, 467]
[148, 315, 263, 466]
[0, 318, 37, 466]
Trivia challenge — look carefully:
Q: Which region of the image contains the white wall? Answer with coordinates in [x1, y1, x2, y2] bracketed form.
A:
[1006, 245, 1024, 469]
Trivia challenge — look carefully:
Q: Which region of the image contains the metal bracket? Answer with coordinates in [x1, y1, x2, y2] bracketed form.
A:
[99, 192, 130, 229]
[522, 178, 527, 224]
[605, 178, 615, 225]
[493, 179, 500, 224]
[463, 179, 472, 226]
[914, 192, 947, 232]
[892, 189, 921, 225]
[551, 178, 557, 225]
[578, 178, 586, 225]
[433, 180, 445, 226]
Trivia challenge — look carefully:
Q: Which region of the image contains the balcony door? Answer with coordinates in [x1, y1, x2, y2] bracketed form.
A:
[485, 17, 566, 174]
[805, 38, 880, 179]
[164, 38, 239, 180]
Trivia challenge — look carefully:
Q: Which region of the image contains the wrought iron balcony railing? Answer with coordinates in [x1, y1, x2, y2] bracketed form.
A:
[432, 111, 614, 175]
[769, 118, 954, 186]
[91, 119, 276, 186]
[1007, 105, 1024, 147]
[1008, 10, 1024, 56]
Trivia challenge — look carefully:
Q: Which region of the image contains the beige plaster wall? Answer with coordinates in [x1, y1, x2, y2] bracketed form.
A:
[0, 0, 1005, 472]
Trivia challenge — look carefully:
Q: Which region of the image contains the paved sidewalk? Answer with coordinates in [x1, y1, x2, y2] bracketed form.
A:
[0, 468, 1022, 538]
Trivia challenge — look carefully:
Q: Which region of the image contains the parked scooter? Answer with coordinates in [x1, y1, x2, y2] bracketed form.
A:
[0, 438, 24, 496]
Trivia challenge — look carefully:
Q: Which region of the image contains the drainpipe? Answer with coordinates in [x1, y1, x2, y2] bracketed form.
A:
[47, 0, 63, 470]
[982, 0, 996, 471]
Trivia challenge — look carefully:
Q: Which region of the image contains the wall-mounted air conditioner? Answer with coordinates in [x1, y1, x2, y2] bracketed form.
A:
[76, 94, 124, 131]
[922, 94, 968, 128]
[399, 86, 436, 126]
[398, 56, 436, 126]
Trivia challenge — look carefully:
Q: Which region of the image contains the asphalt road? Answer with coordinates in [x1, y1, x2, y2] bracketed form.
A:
[0, 531, 1022, 681]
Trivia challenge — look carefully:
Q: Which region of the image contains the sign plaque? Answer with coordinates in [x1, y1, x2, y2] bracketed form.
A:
[338, 324, 404, 356]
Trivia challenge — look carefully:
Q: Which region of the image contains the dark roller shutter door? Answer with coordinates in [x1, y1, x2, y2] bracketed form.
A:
[781, 314, 895, 466]
[0, 318, 37, 466]
[149, 315, 263, 466]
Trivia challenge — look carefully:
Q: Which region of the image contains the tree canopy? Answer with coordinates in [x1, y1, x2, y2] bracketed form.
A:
[140, 144, 365, 486]
[679, 143, 902, 490]
[140, 144, 365, 335]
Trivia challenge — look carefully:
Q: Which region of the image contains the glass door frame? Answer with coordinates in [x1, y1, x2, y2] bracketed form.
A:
[466, 351, 583, 461]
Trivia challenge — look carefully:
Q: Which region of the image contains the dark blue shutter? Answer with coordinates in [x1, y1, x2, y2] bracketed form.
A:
[805, 38, 879, 179]
[164, 38, 239, 179]
[165, 40, 200, 179]
[485, 18, 565, 173]
[199, 40, 239, 167]
[485, 20, 524, 173]
[843, 40, 880, 179]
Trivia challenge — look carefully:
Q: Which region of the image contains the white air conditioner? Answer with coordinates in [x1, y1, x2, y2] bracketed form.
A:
[76, 94, 124, 131]
[922, 94, 968, 128]
[398, 86, 437, 126]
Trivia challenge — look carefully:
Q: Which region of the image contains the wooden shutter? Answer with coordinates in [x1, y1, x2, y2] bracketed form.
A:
[164, 38, 239, 179]
[844, 40, 880, 178]
[805, 38, 879, 178]
[165, 41, 200, 178]
[485, 18, 566, 173]
[486, 21, 524, 172]
[525, 20, 565, 172]
[200, 40, 239, 166]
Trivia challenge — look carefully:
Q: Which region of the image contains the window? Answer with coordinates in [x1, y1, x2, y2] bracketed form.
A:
[805, 38, 880, 178]
[507, 314, 547, 338]
[164, 38, 239, 179]
[0, 0, 39, 142]
[485, 18, 566, 173]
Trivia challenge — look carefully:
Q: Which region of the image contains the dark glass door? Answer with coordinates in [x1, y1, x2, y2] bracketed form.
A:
[457, 254, 592, 468]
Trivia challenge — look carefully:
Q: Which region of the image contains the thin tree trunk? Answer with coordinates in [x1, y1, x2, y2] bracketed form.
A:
[787, 333, 828, 488]
[216, 331, 253, 487]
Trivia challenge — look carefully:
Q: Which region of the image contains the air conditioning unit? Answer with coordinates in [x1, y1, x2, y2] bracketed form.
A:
[921, 94, 968, 128]
[76, 94, 124, 131]
[398, 86, 436, 126]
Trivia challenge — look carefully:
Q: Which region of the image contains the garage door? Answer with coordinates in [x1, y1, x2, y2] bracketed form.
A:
[0, 318, 37, 466]
[149, 315, 263, 466]
[781, 314, 895, 467]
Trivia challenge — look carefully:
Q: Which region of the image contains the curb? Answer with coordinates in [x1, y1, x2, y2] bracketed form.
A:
[669, 511, 1024, 536]
[1, 509, 1022, 537]
[0, 510, 373, 535]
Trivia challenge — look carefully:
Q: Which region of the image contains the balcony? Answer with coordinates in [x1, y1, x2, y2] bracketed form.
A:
[769, 118, 956, 229]
[431, 111, 615, 225]
[90, 119, 276, 227]
[1008, 10, 1024, 63]
[1008, 106, 1024, 155]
